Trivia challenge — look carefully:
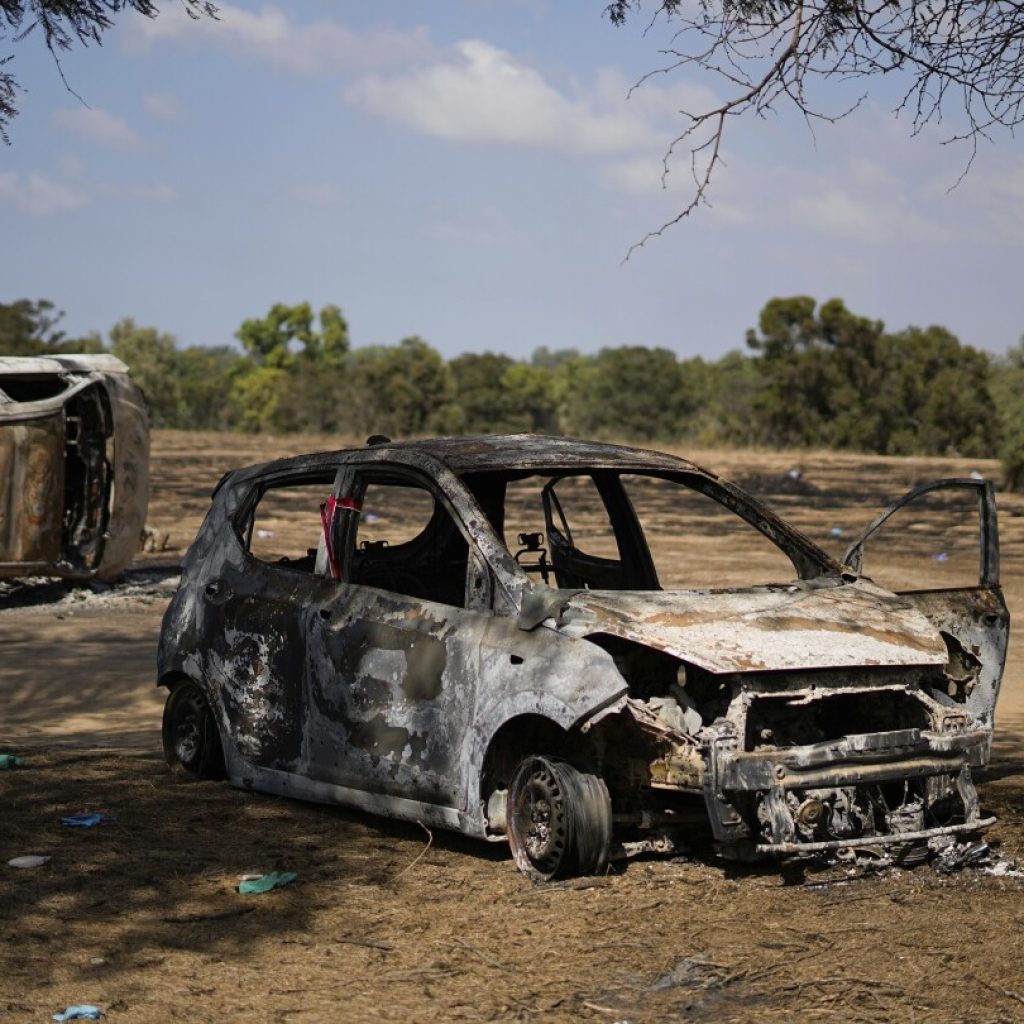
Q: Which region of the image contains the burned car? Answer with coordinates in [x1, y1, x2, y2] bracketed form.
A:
[158, 436, 1008, 879]
[0, 354, 149, 582]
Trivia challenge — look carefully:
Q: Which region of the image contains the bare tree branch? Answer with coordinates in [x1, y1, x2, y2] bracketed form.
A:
[0, 0, 219, 141]
[608, 0, 1024, 250]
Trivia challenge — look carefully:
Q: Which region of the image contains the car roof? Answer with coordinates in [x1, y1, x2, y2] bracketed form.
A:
[361, 434, 707, 475]
[228, 434, 712, 484]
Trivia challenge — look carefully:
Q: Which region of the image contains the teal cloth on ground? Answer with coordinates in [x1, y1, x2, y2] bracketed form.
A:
[238, 871, 298, 894]
[0, 754, 25, 769]
[52, 1006, 102, 1021]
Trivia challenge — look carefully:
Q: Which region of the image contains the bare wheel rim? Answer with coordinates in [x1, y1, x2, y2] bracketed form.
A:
[174, 690, 205, 765]
[511, 761, 569, 877]
[163, 682, 224, 778]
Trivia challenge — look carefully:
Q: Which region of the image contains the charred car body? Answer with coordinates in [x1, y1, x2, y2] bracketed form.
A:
[158, 436, 1008, 879]
[0, 355, 149, 582]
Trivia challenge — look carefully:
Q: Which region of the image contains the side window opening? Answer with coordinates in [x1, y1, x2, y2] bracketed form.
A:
[847, 486, 985, 592]
[347, 478, 471, 608]
[476, 472, 630, 590]
[247, 476, 335, 573]
[620, 473, 798, 589]
[0, 374, 70, 403]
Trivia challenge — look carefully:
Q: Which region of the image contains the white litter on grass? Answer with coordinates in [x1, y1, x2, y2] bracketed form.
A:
[8, 855, 51, 868]
[984, 860, 1024, 879]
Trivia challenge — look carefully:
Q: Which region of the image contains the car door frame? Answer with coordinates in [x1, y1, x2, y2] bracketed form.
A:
[842, 478, 1009, 744]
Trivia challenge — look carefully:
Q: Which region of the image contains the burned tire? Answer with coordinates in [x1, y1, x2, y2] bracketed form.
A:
[162, 681, 226, 779]
[507, 756, 612, 881]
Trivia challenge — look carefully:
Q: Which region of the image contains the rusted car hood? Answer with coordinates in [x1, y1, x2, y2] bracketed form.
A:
[559, 579, 948, 674]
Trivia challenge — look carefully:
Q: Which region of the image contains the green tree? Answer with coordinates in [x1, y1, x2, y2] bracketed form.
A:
[108, 317, 182, 427]
[498, 362, 560, 433]
[176, 344, 246, 430]
[449, 352, 516, 433]
[747, 296, 998, 456]
[563, 345, 693, 441]
[342, 337, 458, 438]
[236, 302, 314, 370]
[228, 365, 289, 434]
[993, 339, 1024, 490]
[0, 298, 69, 355]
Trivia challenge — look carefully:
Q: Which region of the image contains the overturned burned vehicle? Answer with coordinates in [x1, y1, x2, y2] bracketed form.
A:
[159, 436, 1008, 879]
[0, 355, 149, 582]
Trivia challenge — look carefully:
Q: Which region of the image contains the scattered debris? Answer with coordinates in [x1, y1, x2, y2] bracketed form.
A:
[649, 954, 725, 991]
[0, 569, 181, 613]
[52, 1006, 103, 1022]
[984, 859, 1024, 879]
[931, 837, 990, 874]
[8, 855, 50, 868]
[0, 754, 25, 769]
[237, 871, 297, 894]
[829, 526, 843, 538]
[933, 552, 950, 562]
[61, 814, 105, 828]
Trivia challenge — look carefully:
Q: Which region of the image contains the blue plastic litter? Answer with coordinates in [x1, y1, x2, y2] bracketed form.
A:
[52, 1006, 103, 1021]
[60, 814, 105, 828]
[829, 527, 843, 538]
[933, 552, 949, 562]
[0, 754, 25, 769]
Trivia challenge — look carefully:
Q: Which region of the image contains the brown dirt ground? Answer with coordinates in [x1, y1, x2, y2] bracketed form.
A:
[3, 431, 1024, 1024]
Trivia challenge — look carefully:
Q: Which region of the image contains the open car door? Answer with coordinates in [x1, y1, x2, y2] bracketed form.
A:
[843, 478, 1009, 757]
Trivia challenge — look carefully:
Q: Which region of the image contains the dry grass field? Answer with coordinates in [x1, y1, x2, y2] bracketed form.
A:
[2, 430, 1024, 1023]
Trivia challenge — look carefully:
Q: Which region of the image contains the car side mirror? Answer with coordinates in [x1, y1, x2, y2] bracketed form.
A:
[843, 545, 863, 574]
[517, 584, 580, 631]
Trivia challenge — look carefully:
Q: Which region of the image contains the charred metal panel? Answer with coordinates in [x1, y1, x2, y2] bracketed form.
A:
[905, 587, 1009, 746]
[0, 413, 64, 567]
[96, 370, 150, 581]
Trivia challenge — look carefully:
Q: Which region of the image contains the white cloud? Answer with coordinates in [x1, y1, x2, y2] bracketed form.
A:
[125, 4, 432, 74]
[143, 93, 182, 121]
[0, 172, 86, 216]
[52, 107, 142, 150]
[345, 40, 703, 157]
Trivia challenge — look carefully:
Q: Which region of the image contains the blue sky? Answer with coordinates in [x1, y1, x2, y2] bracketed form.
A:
[2, 1, 1022, 361]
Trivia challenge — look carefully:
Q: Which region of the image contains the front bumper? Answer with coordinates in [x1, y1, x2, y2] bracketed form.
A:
[703, 726, 991, 854]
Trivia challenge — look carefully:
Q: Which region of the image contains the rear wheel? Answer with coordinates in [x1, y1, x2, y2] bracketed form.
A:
[507, 756, 612, 881]
[162, 681, 225, 779]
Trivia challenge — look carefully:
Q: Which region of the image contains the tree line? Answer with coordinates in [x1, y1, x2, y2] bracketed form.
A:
[4, 295, 1023, 485]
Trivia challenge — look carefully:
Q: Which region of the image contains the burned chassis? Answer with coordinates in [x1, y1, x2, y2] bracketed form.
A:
[159, 437, 1008, 879]
[0, 355, 149, 582]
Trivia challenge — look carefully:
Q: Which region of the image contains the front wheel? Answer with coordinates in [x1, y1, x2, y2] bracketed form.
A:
[162, 681, 226, 779]
[506, 756, 612, 881]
